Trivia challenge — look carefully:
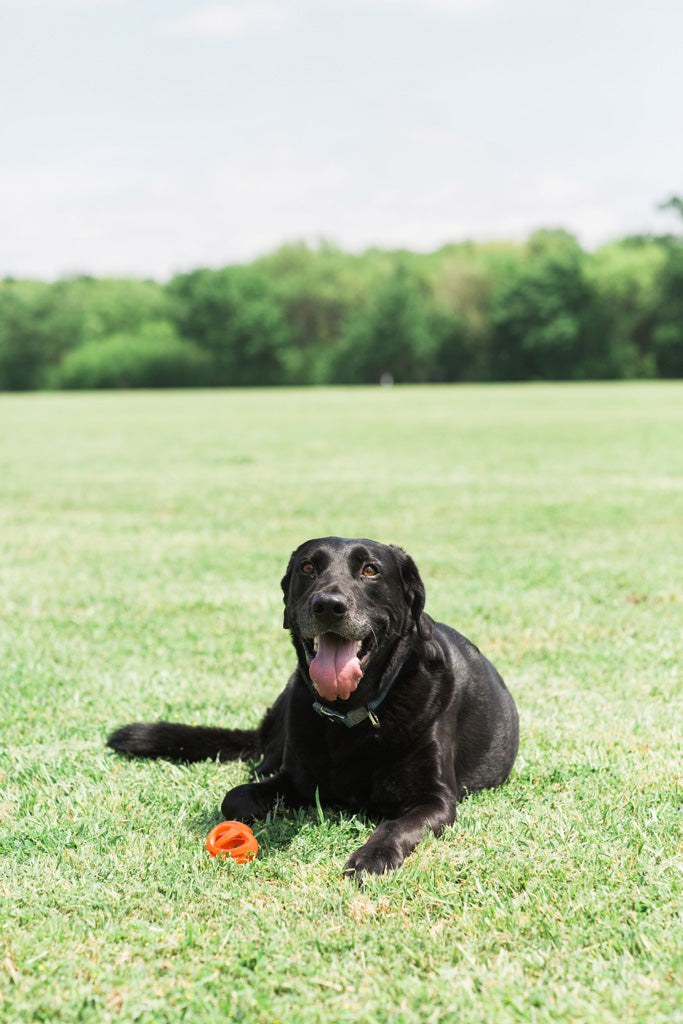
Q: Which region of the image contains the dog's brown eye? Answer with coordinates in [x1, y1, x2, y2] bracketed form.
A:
[301, 561, 315, 575]
[362, 564, 378, 577]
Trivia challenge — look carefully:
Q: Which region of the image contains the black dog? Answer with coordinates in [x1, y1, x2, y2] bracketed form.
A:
[107, 537, 519, 878]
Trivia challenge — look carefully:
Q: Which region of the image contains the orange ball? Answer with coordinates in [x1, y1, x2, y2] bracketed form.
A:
[206, 821, 258, 863]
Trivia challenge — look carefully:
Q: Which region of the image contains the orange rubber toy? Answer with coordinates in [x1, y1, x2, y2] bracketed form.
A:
[206, 821, 258, 863]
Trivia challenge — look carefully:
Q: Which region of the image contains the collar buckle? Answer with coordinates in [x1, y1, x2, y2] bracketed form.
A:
[311, 656, 404, 730]
[312, 701, 374, 728]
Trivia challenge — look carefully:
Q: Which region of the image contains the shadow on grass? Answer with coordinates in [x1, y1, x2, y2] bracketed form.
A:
[190, 802, 377, 865]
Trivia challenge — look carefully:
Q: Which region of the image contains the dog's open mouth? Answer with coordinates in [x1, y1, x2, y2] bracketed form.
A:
[302, 633, 374, 703]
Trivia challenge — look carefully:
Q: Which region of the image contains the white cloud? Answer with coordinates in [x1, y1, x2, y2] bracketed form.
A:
[369, 0, 496, 9]
[355, 175, 621, 252]
[0, 0, 122, 7]
[409, 128, 477, 151]
[490, 176, 622, 244]
[0, 150, 635, 282]
[0, 151, 357, 279]
[156, 2, 291, 39]
[154, 0, 532, 40]
[374, 0, 569, 11]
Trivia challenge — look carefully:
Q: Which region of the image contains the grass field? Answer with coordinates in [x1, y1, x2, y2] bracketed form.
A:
[1, 382, 682, 1024]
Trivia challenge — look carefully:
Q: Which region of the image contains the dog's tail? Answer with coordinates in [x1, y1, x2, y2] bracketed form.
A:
[106, 722, 261, 763]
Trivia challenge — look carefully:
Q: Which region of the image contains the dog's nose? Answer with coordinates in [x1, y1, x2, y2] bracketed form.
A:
[311, 592, 348, 619]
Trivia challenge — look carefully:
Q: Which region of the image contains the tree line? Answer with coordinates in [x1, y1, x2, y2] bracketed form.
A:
[1, 213, 682, 390]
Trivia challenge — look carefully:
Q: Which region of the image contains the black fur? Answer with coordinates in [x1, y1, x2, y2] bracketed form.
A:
[107, 537, 519, 878]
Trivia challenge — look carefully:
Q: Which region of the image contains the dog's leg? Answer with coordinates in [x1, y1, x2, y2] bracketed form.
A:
[343, 792, 457, 880]
[221, 769, 302, 823]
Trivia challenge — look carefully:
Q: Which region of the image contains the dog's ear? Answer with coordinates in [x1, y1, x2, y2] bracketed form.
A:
[390, 545, 432, 639]
[280, 552, 296, 630]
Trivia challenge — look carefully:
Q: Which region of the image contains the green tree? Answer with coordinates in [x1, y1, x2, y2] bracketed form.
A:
[428, 242, 523, 381]
[0, 280, 54, 389]
[166, 266, 291, 386]
[48, 321, 212, 389]
[488, 230, 604, 380]
[586, 239, 667, 377]
[652, 196, 683, 376]
[330, 261, 440, 384]
[254, 242, 368, 384]
[659, 195, 683, 219]
[0, 276, 168, 390]
[653, 245, 683, 377]
[47, 276, 168, 343]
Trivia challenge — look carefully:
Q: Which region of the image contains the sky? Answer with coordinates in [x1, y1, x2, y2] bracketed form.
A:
[1, 0, 681, 280]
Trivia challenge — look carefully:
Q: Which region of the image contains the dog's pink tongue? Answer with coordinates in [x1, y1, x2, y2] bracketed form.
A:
[309, 633, 362, 702]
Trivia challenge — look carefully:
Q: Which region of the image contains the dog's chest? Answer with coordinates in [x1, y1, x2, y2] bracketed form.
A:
[293, 728, 408, 815]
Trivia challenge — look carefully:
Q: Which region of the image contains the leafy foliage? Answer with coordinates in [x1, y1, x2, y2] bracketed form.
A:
[0, 276, 168, 390]
[653, 242, 683, 376]
[49, 321, 212, 389]
[585, 239, 666, 378]
[2, 211, 683, 389]
[488, 230, 604, 380]
[166, 266, 291, 386]
[331, 261, 443, 384]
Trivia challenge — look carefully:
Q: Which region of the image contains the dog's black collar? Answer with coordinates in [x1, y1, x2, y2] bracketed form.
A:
[312, 701, 381, 729]
[311, 659, 404, 730]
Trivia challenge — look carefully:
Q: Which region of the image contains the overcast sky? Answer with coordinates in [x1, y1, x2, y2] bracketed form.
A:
[1, 0, 681, 280]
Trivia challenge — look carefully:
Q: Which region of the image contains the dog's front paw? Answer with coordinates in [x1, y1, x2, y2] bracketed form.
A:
[221, 783, 270, 823]
[343, 841, 405, 881]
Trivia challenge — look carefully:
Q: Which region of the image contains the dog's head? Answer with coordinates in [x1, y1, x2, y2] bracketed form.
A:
[280, 537, 432, 703]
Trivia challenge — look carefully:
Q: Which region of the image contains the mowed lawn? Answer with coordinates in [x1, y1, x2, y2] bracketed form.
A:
[1, 382, 682, 1024]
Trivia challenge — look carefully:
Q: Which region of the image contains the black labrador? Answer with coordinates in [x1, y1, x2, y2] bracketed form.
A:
[107, 537, 519, 878]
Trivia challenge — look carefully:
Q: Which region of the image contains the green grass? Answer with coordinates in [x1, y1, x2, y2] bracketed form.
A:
[1, 382, 682, 1024]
